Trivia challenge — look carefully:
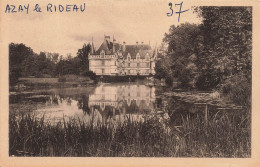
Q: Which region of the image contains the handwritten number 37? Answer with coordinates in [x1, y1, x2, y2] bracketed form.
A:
[167, 2, 189, 22]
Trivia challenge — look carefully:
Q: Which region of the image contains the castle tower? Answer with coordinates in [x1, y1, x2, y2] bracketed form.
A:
[91, 37, 95, 54]
[113, 35, 116, 53]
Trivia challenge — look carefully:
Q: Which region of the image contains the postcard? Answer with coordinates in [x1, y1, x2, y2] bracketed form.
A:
[0, 0, 260, 166]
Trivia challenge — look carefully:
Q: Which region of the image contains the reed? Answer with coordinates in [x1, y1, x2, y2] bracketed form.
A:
[9, 110, 250, 157]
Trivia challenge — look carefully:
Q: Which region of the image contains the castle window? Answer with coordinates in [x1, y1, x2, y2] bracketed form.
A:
[137, 63, 140, 67]
[137, 54, 140, 61]
[128, 63, 130, 67]
[102, 60, 105, 65]
[101, 50, 105, 57]
[128, 70, 130, 74]
[128, 57, 130, 61]
[147, 63, 149, 67]
[146, 54, 149, 61]
[102, 69, 105, 74]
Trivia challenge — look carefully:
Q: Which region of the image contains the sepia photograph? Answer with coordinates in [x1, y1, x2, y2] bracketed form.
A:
[7, 5, 252, 157]
[1, 0, 259, 166]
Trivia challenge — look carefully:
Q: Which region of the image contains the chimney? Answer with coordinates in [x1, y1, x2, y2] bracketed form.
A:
[123, 41, 126, 52]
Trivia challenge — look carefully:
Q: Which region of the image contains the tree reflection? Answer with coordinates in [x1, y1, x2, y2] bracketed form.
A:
[77, 95, 90, 115]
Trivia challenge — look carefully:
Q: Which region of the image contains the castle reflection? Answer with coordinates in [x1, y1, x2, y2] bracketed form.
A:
[86, 84, 156, 123]
[89, 84, 155, 112]
[34, 84, 157, 124]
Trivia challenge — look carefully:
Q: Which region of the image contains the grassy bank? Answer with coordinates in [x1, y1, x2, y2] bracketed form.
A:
[9, 109, 251, 157]
[11, 76, 95, 91]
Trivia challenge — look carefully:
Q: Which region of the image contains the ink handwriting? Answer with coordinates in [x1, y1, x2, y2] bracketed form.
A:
[167, 1, 189, 22]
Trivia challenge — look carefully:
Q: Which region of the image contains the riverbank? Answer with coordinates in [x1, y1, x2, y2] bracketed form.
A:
[11, 75, 95, 91]
[162, 91, 246, 109]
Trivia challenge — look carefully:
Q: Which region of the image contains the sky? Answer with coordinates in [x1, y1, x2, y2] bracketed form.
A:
[2, 0, 201, 57]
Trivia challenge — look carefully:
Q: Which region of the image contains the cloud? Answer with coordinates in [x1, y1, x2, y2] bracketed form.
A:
[70, 34, 92, 42]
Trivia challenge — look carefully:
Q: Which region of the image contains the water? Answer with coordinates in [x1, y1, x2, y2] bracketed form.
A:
[9, 83, 250, 157]
[10, 83, 167, 124]
[10, 83, 245, 125]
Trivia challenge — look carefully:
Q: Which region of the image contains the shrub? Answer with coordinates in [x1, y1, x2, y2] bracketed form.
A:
[219, 74, 251, 106]
[84, 71, 97, 81]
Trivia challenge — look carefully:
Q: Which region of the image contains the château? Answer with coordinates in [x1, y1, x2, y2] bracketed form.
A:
[89, 35, 157, 76]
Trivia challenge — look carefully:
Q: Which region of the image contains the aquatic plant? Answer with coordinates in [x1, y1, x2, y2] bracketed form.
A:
[9, 109, 250, 157]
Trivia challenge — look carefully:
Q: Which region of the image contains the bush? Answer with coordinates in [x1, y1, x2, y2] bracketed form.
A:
[83, 71, 97, 81]
[220, 74, 251, 106]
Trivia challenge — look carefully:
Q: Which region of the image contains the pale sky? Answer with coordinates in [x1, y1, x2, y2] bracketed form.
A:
[2, 0, 201, 57]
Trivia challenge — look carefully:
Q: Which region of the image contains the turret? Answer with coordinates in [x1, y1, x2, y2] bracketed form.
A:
[113, 36, 116, 53]
[91, 37, 95, 54]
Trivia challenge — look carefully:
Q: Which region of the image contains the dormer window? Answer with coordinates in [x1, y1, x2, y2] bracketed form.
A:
[101, 50, 105, 57]
[127, 53, 131, 61]
[136, 53, 140, 61]
[146, 54, 149, 61]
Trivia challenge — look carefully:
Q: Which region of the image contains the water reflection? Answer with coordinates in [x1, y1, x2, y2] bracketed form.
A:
[89, 84, 155, 114]
[17, 84, 157, 124]
[10, 84, 224, 126]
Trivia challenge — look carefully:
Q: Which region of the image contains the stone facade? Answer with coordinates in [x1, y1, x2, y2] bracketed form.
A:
[89, 36, 157, 76]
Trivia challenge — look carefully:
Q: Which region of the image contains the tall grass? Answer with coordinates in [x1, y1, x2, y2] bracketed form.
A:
[9, 110, 250, 157]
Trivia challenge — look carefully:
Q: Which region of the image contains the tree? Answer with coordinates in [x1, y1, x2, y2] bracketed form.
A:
[154, 56, 174, 85]
[157, 23, 201, 88]
[84, 70, 97, 82]
[9, 43, 34, 84]
[194, 7, 252, 89]
[77, 43, 91, 74]
[46, 52, 59, 64]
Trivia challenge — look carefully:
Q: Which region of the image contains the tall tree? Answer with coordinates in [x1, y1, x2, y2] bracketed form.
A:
[194, 7, 252, 89]
[9, 43, 34, 84]
[77, 43, 91, 74]
[158, 23, 201, 87]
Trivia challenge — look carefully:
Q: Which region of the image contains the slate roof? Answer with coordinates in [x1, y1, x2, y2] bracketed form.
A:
[122, 44, 153, 59]
[95, 40, 114, 55]
[92, 39, 155, 59]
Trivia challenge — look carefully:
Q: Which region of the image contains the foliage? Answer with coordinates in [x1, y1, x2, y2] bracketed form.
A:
[155, 23, 200, 88]
[9, 43, 58, 84]
[9, 43, 33, 85]
[83, 71, 97, 82]
[9, 42, 95, 85]
[220, 74, 251, 106]
[77, 43, 91, 73]
[156, 7, 252, 105]
[194, 6, 252, 89]
[9, 110, 250, 157]
[154, 57, 172, 80]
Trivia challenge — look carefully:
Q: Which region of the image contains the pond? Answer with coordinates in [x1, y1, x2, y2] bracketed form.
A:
[10, 83, 168, 124]
[9, 82, 245, 125]
[9, 83, 251, 157]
